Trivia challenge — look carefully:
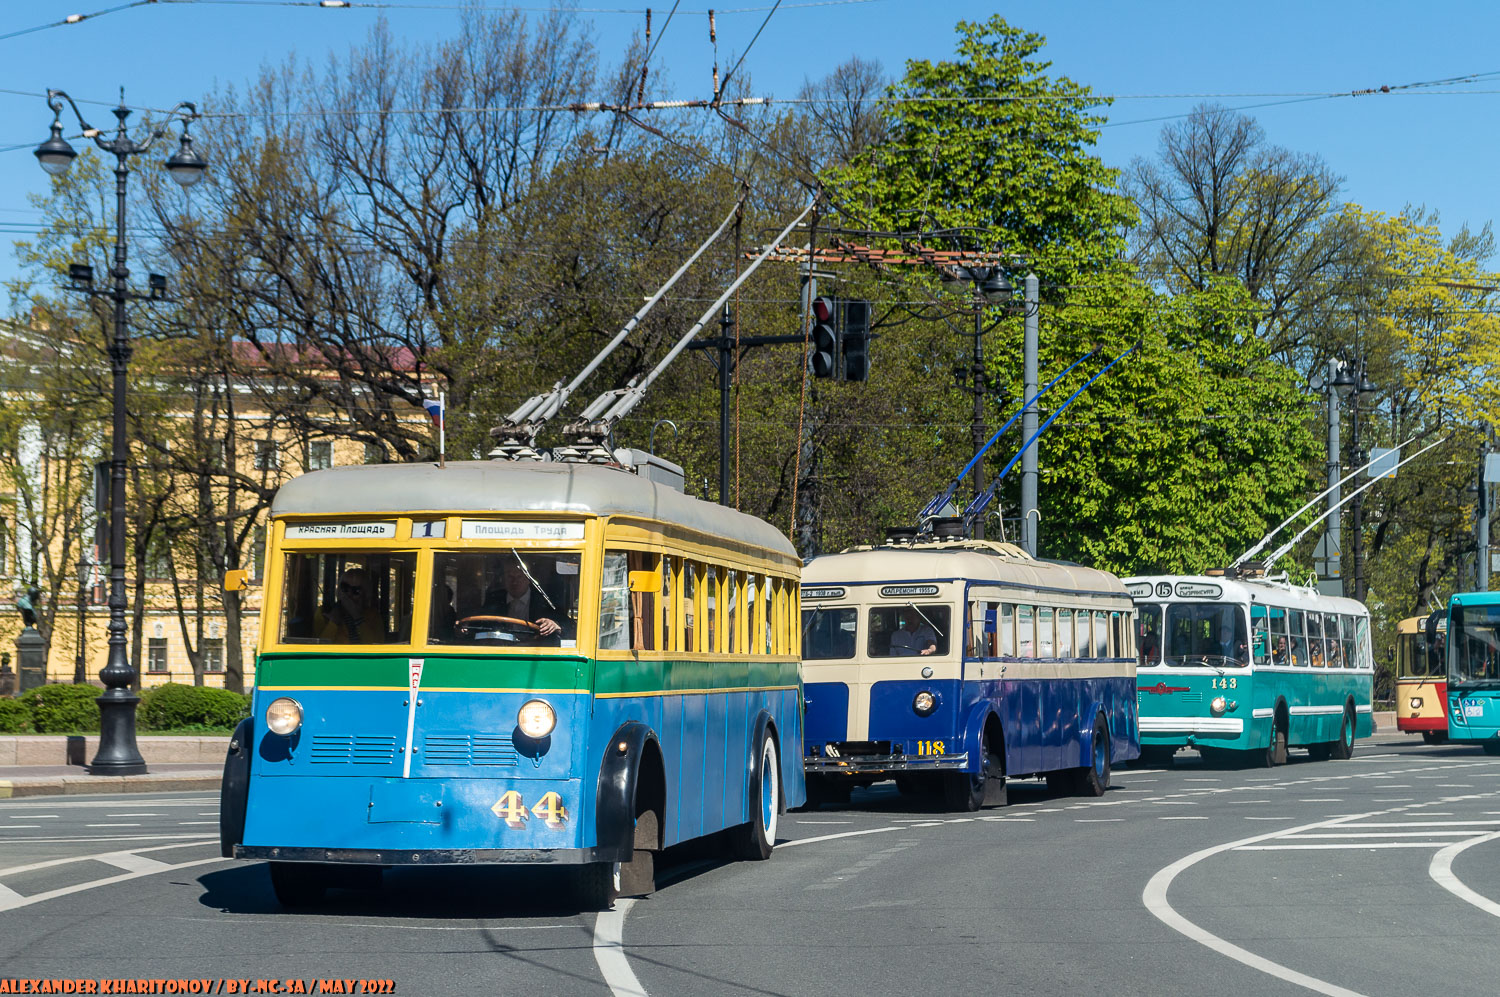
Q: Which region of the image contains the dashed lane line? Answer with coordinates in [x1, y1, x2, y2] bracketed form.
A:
[1429, 831, 1500, 918]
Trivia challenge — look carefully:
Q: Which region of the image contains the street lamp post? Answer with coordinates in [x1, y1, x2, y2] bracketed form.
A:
[35, 89, 206, 775]
[1345, 361, 1378, 602]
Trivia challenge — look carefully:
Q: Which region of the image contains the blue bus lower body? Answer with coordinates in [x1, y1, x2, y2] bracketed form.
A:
[238, 686, 803, 865]
[803, 671, 1138, 781]
[1448, 689, 1500, 748]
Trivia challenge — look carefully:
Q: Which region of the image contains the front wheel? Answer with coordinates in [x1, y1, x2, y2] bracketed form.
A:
[1074, 716, 1111, 796]
[1422, 731, 1447, 745]
[268, 862, 329, 908]
[572, 862, 621, 911]
[1331, 708, 1355, 760]
[942, 725, 1002, 812]
[1265, 719, 1288, 767]
[728, 730, 779, 860]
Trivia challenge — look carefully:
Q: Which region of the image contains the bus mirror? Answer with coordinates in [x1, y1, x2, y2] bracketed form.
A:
[224, 569, 250, 592]
[628, 569, 661, 593]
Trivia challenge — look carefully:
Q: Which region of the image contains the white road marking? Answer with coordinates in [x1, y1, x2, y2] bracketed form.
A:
[781, 826, 900, 849]
[86, 823, 140, 828]
[177, 821, 218, 826]
[106, 813, 162, 818]
[0, 833, 216, 845]
[1336, 820, 1500, 828]
[1159, 816, 1207, 821]
[1435, 785, 1474, 788]
[1239, 841, 1474, 850]
[96, 852, 173, 873]
[1184, 778, 1220, 782]
[1244, 816, 1293, 821]
[7, 815, 56, 819]
[793, 821, 853, 825]
[197, 812, 219, 816]
[594, 899, 648, 997]
[0, 857, 225, 914]
[1228, 800, 1272, 805]
[1076, 818, 1123, 823]
[2, 826, 39, 830]
[0, 840, 215, 878]
[1429, 831, 1500, 918]
[1145, 812, 1377, 997]
[1297, 799, 1343, 803]
[1372, 799, 1414, 803]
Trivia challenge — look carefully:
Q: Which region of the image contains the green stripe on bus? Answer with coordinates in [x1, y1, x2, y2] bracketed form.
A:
[256, 654, 589, 690]
[591, 656, 801, 696]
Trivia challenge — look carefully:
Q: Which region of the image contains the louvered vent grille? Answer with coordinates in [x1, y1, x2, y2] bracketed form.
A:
[421, 734, 518, 767]
[310, 734, 397, 764]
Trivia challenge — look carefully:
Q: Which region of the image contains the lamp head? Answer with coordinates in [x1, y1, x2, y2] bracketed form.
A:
[1332, 364, 1357, 396]
[164, 129, 207, 188]
[979, 268, 1013, 303]
[148, 273, 167, 296]
[34, 120, 76, 177]
[67, 263, 94, 288]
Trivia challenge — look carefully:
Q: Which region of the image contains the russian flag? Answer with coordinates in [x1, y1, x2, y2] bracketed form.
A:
[422, 395, 444, 428]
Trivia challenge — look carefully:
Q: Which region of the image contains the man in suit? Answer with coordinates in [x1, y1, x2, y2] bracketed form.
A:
[1216, 623, 1244, 663]
[487, 560, 566, 637]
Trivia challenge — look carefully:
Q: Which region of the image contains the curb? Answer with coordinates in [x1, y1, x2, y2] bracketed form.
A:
[0, 774, 222, 798]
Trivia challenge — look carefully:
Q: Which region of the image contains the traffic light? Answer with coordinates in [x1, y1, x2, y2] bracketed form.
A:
[810, 295, 838, 379]
[842, 299, 870, 382]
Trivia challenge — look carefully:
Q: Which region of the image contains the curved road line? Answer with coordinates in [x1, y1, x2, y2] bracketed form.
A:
[1143, 812, 1374, 997]
[593, 899, 647, 997]
[1429, 830, 1500, 917]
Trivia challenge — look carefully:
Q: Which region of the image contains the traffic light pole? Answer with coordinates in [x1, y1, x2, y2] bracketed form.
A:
[687, 312, 811, 508]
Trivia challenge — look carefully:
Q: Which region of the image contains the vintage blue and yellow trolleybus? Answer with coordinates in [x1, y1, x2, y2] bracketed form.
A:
[1127, 573, 1374, 765]
[1443, 590, 1500, 753]
[219, 455, 805, 907]
[800, 533, 1140, 810]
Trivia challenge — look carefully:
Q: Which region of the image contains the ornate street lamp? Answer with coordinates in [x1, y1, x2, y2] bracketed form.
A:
[36, 89, 205, 775]
[940, 264, 1015, 540]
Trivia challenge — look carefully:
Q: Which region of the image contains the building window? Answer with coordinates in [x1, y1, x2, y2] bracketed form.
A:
[0, 516, 8, 575]
[364, 441, 385, 465]
[147, 638, 168, 673]
[307, 440, 333, 471]
[146, 536, 173, 581]
[249, 528, 266, 581]
[254, 440, 281, 471]
[202, 638, 224, 673]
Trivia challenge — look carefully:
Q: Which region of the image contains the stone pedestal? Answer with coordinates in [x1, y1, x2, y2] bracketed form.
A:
[14, 628, 46, 692]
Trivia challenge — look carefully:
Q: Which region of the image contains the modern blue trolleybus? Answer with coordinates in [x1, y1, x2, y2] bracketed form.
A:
[1443, 589, 1500, 753]
[800, 531, 1140, 810]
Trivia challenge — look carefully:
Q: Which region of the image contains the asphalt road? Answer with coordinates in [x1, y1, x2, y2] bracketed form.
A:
[2, 734, 1498, 996]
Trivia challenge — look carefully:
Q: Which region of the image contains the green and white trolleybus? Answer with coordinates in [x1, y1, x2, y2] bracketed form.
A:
[1126, 573, 1373, 765]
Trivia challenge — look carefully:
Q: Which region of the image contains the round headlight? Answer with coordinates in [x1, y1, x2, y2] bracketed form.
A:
[265, 697, 303, 736]
[1210, 696, 1228, 716]
[517, 699, 557, 739]
[913, 690, 937, 716]
[1411, 696, 1423, 709]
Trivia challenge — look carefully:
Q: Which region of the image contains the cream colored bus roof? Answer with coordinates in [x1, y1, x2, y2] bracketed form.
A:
[803, 540, 1129, 599]
[272, 460, 798, 559]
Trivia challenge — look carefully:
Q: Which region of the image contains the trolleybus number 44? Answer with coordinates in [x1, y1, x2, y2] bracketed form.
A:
[490, 790, 568, 829]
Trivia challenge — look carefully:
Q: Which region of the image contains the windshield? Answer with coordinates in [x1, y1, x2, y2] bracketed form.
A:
[1450, 603, 1500, 684]
[428, 550, 581, 648]
[279, 551, 417, 645]
[868, 605, 951, 657]
[802, 607, 857, 659]
[1138, 604, 1162, 666]
[1163, 602, 1248, 667]
[1400, 629, 1443, 678]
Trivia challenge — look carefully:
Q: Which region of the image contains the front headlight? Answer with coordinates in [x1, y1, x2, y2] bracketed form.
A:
[517, 699, 557, 739]
[1411, 696, 1423, 709]
[265, 697, 303, 736]
[913, 690, 937, 716]
[1210, 696, 1228, 716]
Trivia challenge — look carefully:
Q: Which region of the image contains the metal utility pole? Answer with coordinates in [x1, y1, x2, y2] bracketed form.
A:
[969, 303, 986, 539]
[718, 305, 733, 506]
[1480, 429, 1493, 590]
[1349, 380, 1366, 601]
[1324, 358, 1342, 593]
[1020, 273, 1039, 557]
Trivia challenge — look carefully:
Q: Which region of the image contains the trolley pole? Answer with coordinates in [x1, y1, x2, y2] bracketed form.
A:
[1020, 273, 1039, 557]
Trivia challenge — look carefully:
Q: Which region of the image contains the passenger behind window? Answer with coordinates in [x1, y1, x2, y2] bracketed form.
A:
[316, 567, 383, 644]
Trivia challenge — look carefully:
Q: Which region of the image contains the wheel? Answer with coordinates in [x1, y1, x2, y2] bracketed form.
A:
[1267, 718, 1288, 766]
[1422, 731, 1446, 745]
[572, 861, 621, 910]
[1331, 708, 1355, 760]
[728, 729, 779, 860]
[942, 724, 1003, 812]
[1074, 716, 1111, 797]
[268, 862, 329, 907]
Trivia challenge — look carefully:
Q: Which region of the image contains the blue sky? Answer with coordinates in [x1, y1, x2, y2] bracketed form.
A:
[3, 0, 1498, 285]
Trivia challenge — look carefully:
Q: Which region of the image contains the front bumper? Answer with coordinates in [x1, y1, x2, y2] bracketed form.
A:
[805, 752, 970, 775]
[235, 844, 615, 866]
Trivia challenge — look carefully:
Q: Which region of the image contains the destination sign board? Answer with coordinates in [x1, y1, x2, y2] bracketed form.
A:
[460, 520, 585, 541]
[1175, 582, 1223, 599]
[802, 587, 847, 601]
[880, 584, 940, 598]
[284, 522, 396, 540]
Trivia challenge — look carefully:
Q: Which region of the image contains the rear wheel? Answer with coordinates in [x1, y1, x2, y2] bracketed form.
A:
[268, 862, 329, 908]
[572, 862, 621, 911]
[1330, 707, 1355, 760]
[1074, 716, 1111, 797]
[728, 729, 779, 860]
[1267, 716, 1289, 766]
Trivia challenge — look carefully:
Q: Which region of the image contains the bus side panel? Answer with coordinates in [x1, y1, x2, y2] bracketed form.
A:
[804, 681, 850, 744]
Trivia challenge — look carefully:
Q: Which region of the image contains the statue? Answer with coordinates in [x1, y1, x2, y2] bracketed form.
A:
[15, 585, 41, 628]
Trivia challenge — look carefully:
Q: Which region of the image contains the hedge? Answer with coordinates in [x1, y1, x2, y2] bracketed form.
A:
[0, 698, 31, 733]
[139, 683, 250, 731]
[23, 683, 103, 733]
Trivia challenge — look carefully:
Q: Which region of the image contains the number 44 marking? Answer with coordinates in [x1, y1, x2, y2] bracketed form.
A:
[490, 790, 569, 829]
[531, 792, 567, 828]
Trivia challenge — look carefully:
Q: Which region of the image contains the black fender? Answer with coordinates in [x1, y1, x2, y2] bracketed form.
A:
[219, 717, 253, 858]
[744, 710, 779, 820]
[595, 721, 660, 863]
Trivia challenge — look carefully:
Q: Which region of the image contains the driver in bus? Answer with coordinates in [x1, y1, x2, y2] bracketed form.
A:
[485, 560, 567, 637]
[890, 614, 938, 656]
[1215, 623, 1246, 663]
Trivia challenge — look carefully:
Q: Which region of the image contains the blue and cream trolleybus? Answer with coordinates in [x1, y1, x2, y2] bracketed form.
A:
[219, 455, 805, 908]
[1127, 572, 1373, 766]
[1443, 590, 1500, 753]
[800, 531, 1139, 810]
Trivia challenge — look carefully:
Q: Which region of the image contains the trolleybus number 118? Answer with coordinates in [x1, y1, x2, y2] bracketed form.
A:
[915, 740, 945, 756]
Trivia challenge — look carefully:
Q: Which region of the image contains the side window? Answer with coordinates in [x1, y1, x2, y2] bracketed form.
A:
[1339, 614, 1354, 669]
[1016, 605, 1035, 658]
[1251, 605, 1271, 666]
[1058, 608, 1074, 657]
[599, 552, 630, 651]
[662, 557, 677, 653]
[968, 601, 987, 658]
[1000, 604, 1014, 656]
[628, 551, 659, 652]
[1289, 609, 1308, 666]
[685, 563, 699, 652]
[705, 566, 720, 654]
[1077, 609, 1093, 659]
[1094, 610, 1108, 658]
[1037, 607, 1055, 658]
[726, 571, 741, 656]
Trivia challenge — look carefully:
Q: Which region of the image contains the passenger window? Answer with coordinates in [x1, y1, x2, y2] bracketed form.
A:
[1077, 609, 1093, 659]
[705, 566, 719, 653]
[726, 571, 741, 655]
[1251, 605, 1271, 666]
[1037, 607, 1055, 658]
[1094, 610, 1108, 658]
[599, 552, 630, 651]
[1017, 605, 1035, 658]
[628, 551, 659, 651]
[685, 564, 699, 652]
[803, 606, 857, 659]
[1000, 604, 1014, 656]
[662, 557, 677, 653]
[1058, 608, 1073, 657]
[1289, 609, 1308, 666]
